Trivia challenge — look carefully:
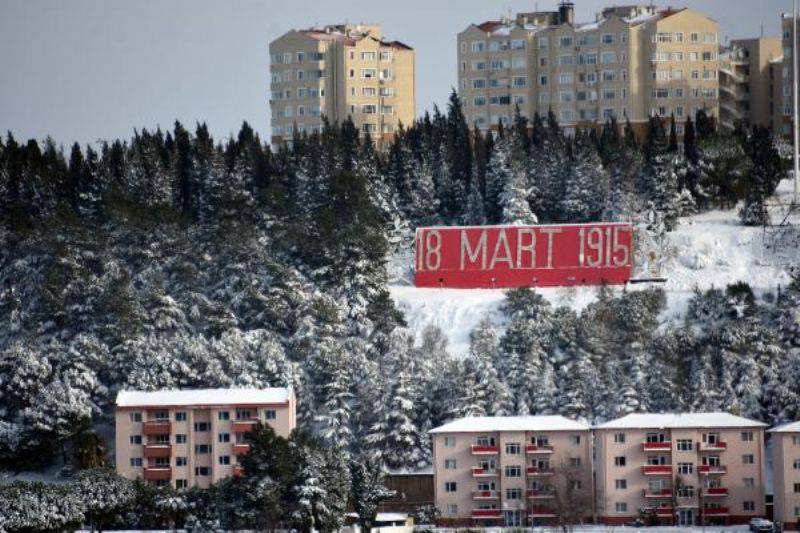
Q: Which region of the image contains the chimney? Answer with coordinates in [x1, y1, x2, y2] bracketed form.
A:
[559, 1, 575, 25]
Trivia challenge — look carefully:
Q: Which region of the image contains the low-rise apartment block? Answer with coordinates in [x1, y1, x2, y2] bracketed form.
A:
[430, 416, 593, 527]
[115, 388, 296, 489]
[457, 2, 720, 138]
[269, 24, 415, 147]
[594, 413, 767, 527]
[769, 421, 800, 531]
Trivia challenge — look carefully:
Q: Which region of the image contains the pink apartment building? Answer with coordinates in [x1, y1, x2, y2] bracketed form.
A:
[594, 412, 767, 527]
[430, 416, 593, 527]
[115, 388, 296, 489]
[769, 421, 800, 531]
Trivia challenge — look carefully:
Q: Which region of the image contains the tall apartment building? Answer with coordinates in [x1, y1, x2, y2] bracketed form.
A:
[115, 388, 296, 489]
[457, 2, 720, 138]
[594, 413, 767, 527]
[779, 13, 798, 137]
[769, 421, 800, 531]
[269, 24, 415, 147]
[430, 416, 593, 527]
[719, 38, 783, 133]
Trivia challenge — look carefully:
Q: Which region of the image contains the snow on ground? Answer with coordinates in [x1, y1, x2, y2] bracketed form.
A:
[390, 179, 799, 358]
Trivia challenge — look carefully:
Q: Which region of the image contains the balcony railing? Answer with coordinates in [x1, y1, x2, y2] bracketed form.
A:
[471, 467, 498, 477]
[526, 466, 555, 476]
[703, 507, 729, 516]
[642, 465, 672, 475]
[142, 420, 172, 435]
[233, 443, 251, 456]
[471, 509, 502, 519]
[699, 441, 727, 451]
[698, 465, 727, 475]
[643, 488, 672, 498]
[703, 487, 729, 497]
[529, 506, 556, 517]
[143, 444, 172, 458]
[654, 506, 674, 518]
[525, 444, 554, 454]
[471, 444, 500, 455]
[233, 465, 244, 478]
[143, 467, 172, 481]
[472, 490, 499, 500]
[642, 441, 672, 451]
[233, 419, 260, 433]
[526, 489, 555, 499]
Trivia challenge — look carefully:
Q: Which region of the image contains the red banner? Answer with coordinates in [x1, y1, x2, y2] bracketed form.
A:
[414, 223, 634, 288]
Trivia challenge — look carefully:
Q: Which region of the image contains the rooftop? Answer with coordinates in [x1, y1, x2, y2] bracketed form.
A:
[768, 421, 800, 433]
[116, 387, 292, 408]
[430, 415, 590, 434]
[595, 412, 767, 430]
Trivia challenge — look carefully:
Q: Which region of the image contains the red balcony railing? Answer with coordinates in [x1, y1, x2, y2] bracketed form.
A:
[526, 466, 555, 476]
[526, 489, 555, 499]
[143, 444, 172, 458]
[655, 506, 674, 517]
[643, 488, 672, 498]
[698, 465, 727, 475]
[143, 467, 172, 481]
[529, 507, 556, 517]
[642, 441, 672, 451]
[703, 487, 729, 497]
[471, 466, 498, 477]
[699, 441, 728, 451]
[703, 507, 729, 516]
[233, 465, 244, 478]
[471, 444, 500, 455]
[472, 490, 499, 500]
[642, 465, 672, 475]
[471, 509, 502, 519]
[233, 419, 260, 433]
[525, 444, 554, 454]
[142, 420, 172, 435]
[233, 443, 251, 456]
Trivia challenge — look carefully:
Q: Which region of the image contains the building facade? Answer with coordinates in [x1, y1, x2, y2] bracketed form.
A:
[456, 2, 720, 138]
[115, 388, 296, 489]
[594, 413, 767, 526]
[430, 416, 593, 527]
[769, 422, 800, 531]
[269, 24, 415, 147]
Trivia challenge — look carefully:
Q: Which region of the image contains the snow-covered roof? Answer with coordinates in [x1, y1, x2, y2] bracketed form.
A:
[116, 388, 292, 408]
[376, 513, 409, 522]
[430, 415, 589, 434]
[595, 412, 767, 430]
[768, 421, 800, 433]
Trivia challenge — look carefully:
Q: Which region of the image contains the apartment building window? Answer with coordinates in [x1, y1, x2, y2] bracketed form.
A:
[512, 77, 527, 88]
[690, 32, 699, 43]
[513, 95, 526, 105]
[361, 51, 377, 61]
[472, 61, 487, 71]
[577, 91, 587, 102]
[560, 91, 574, 103]
[538, 37, 549, 49]
[689, 52, 698, 62]
[539, 92, 550, 104]
[151, 411, 169, 421]
[540, 75, 549, 86]
[654, 88, 669, 99]
[505, 443, 521, 455]
[675, 32, 684, 42]
[601, 52, 617, 64]
[194, 422, 209, 432]
[473, 96, 486, 106]
[151, 434, 169, 444]
[505, 465, 522, 478]
[195, 467, 210, 476]
[361, 104, 377, 114]
[615, 502, 627, 513]
[676, 106, 684, 117]
[621, 69, 627, 81]
[130, 435, 142, 445]
[444, 436, 456, 448]
[603, 91, 616, 103]
[511, 57, 526, 69]
[691, 70, 700, 80]
[539, 57, 548, 67]
[744, 477, 755, 488]
[796, 506, 800, 517]
[176, 479, 188, 489]
[601, 33, 614, 45]
[506, 488, 523, 500]
[381, 105, 395, 115]
[489, 78, 507, 88]
[678, 463, 693, 474]
[380, 68, 392, 80]
[615, 479, 627, 490]
[282, 52, 291, 64]
[283, 106, 293, 118]
[615, 456, 626, 466]
[569, 457, 582, 468]
[671, 69, 683, 80]
[445, 459, 457, 469]
[656, 32, 671, 43]
[219, 455, 231, 465]
[601, 70, 615, 82]
[447, 504, 458, 516]
[176, 434, 186, 444]
[471, 41, 485, 53]
[620, 33, 628, 43]
[153, 457, 170, 467]
[218, 432, 230, 443]
[559, 73, 574, 85]
[488, 40, 508, 52]
[173, 412, 186, 422]
[702, 52, 716, 62]
[614, 433, 626, 443]
[460, 42, 467, 54]
[569, 435, 581, 446]
[702, 88, 716, 98]
[602, 108, 616, 119]
[793, 459, 800, 469]
[741, 431, 754, 442]
[445, 481, 457, 493]
[742, 454, 755, 465]
[794, 484, 800, 494]
[296, 70, 305, 81]
[490, 59, 507, 71]
[559, 55, 574, 66]
[297, 105, 305, 117]
[361, 68, 377, 79]
[678, 486, 695, 498]
[583, 72, 597, 85]
[176, 457, 187, 466]
[362, 124, 377, 134]
[379, 87, 394, 96]
[704, 33, 718, 44]
[195, 444, 210, 454]
[795, 436, 800, 446]
[511, 39, 526, 50]
[130, 457, 142, 467]
[743, 501, 756, 512]
[560, 36, 573, 48]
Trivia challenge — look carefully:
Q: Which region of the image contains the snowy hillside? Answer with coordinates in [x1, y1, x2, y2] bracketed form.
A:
[391, 178, 799, 357]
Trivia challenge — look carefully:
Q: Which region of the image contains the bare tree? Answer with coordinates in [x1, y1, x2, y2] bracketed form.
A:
[550, 463, 593, 533]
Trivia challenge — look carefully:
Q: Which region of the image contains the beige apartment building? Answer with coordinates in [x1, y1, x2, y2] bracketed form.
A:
[780, 13, 798, 137]
[269, 24, 415, 147]
[457, 2, 720, 139]
[769, 421, 800, 531]
[719, 38, 783, 133]
[430, 416, 593, 527]
[115, 388, 296, 489]
[594, 413, 767, 527]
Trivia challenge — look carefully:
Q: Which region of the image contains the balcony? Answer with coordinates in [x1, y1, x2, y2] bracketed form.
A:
[143, 444, 172, 458]
[233, 419, 260, 433]
[233, 465, 244, 478]
[703, 507, 729, 516]
[527, 489, 555, 499]
[142, 420, 172, 435]
[529, 507, 556, 518]
[233, 443, 251, 456]
[471, 444, 500, 455]
[525, 444, 554, 454]
[644, 488, 672, 499]
[703, 487, 729, 497]
[143, 467, 171, 481]
[472, 490, 499, 500]
[471, 509, 502, 520]
[642, 441, 672, 451]
[642, 465, 672, 475]
[526, 466, 555, 476]
[654, 506, 674, 518]
[471, 467, 498, 477]
[698, 465, 727, 475]
[699, 441, 727, 452]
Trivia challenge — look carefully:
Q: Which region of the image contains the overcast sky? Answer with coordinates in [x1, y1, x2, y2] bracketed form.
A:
[0, 0, 790, 146]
